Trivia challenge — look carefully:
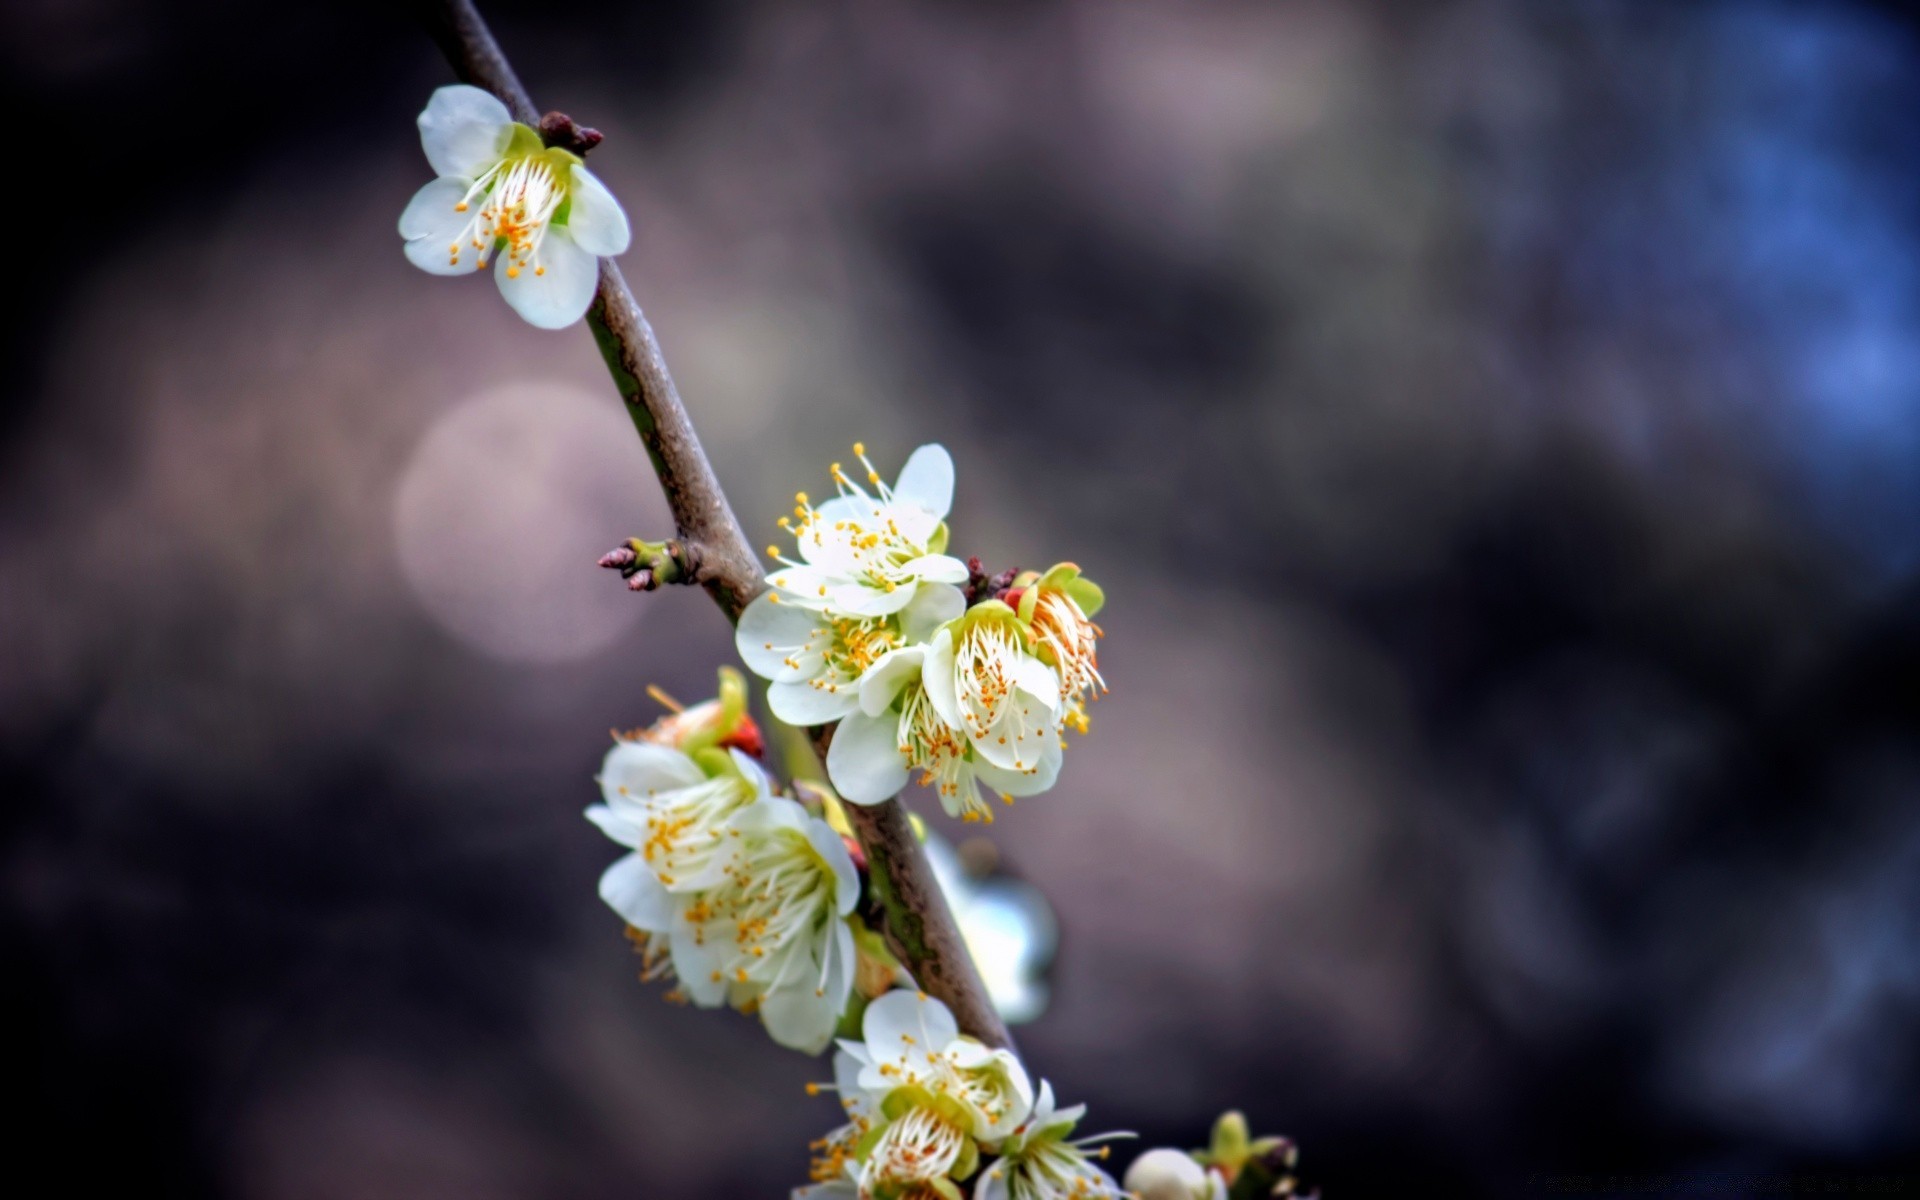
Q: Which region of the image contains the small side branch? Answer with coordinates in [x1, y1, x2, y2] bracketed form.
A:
[422, 0, 1011, 1052]
[598, 537, 703, 592]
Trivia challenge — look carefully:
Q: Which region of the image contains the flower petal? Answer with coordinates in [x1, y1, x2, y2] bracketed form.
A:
[760, 981, 838, 1054]
[856, 646, 925, 717]
[833, 1048, 873, 1119]
[565, 165, 631, 257]
[1012, 652, 1062, 712]
[976, 736, 1061, 798]
[736, 591, 826, 682]
[830, 581, 916, 618]
[598, 852, 676, 930]
[856, 988, 960, 1093]
[668, 917, 729, 1006]
[417, 84, 514, 179]
[892, 444, 955, 519]
[901, 583, 965, 643]
[826, 708, 909, 805]
[767, 565, 839, 605]
[769, 678, 859, 726]
[902, 553, 969, 584]
[400, 178, 488, 276]
[599, 740, 705, 805]
[922, 627, 962, 729]
[974, 692, 1059, 773]
[495, 229, 600, 329]
[584, 802, 644, 849]
[972, 1162, 1012, 1200]
[804, 821, 861, 916]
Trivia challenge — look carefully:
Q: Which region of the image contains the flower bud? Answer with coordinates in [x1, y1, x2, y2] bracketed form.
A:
[1123, 1148, 1216, 1200]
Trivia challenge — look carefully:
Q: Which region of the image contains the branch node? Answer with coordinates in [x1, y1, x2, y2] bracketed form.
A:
[538, 111, 603, 155]
[599, 537, 703, 591]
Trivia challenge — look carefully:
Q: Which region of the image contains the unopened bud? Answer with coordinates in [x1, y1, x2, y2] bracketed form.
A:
[1124, 1148, 1217, 1200]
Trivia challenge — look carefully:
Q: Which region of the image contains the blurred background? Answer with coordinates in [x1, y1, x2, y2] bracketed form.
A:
[5, 0, 1919, 1195]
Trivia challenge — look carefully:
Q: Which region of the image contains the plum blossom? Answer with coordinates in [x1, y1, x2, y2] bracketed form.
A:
[587, 726, 859, 1052]
[1006, 564, 1106, 735]
[971, 1081, 1129, 1200]
[737, 576, 962, 727]
[400, 84, 630, 328]
[764, 443, 969, 619]
[828, 603, 1062, 819]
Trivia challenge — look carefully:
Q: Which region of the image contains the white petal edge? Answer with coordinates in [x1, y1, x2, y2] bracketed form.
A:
[922, 627, 962, 730]
[892, 444, 955, 519]
[565, 165, 632, 257]
[901, 582, 965, 643]
[600, 740, 705, 805]
[804, 821, 861, 916]
[826, 708, 909, 805]
[599, 853, 677, 930]
[903, 553, 969, 585]
[400, 178, 487, 276]
[760, 982, 838, 1054]
[495, 229, 600, 329]
[769, 678, 860, 726]
[736, 592, 827, 682]
[856, 646, 925, 717]
[417, 84, 514, 179]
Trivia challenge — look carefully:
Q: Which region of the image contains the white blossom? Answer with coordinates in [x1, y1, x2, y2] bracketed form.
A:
[829, 604, 1062, 819]
[587, 740, 859, 1053]
[972, 1081, 1130, 1200]
[839, 989, 1034, 1143]
[764, 443, 969, 619]
[399, 84, 630, 328]
[1007, 564, 1105, 736]
[737, 577, 961, 727]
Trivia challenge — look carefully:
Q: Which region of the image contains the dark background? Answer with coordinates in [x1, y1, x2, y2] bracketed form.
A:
[5, 1, 1919, 1196]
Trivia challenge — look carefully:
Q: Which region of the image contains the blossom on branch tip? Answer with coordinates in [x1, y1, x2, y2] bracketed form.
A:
[399, 84, 630, 329]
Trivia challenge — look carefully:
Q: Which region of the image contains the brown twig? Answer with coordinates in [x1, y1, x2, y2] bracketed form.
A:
[419, 0, 1012, 1051]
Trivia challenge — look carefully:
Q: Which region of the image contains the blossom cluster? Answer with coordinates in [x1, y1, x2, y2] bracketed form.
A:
[798, 989, 1127, 1200]
[736, 444, 1106, 823]
[586, 670, 867, 1053]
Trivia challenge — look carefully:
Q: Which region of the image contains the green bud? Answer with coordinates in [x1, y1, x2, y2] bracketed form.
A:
[1206, 1110, 1251, 1173]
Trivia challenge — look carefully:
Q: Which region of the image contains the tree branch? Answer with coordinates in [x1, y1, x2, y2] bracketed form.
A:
[420, 0, 1012, 1051]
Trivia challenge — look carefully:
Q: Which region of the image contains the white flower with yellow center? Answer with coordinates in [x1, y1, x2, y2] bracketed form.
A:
[1007, 565, 1106, 736]
[826, 620, 1061, 820]
[829, 603, 1064, 816]
[972, 1081, 1130, 1200]
[399, 84, 631, 328]
[587, 741, 859, 1053]
[737, 575, 963, 726]
[766, 444, 969, 619]
[670, 794, 861, 1053]
[588, 739, 765, 915]
[862, 1101, 979, 1200]
[838, 989, 1034, 1143]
